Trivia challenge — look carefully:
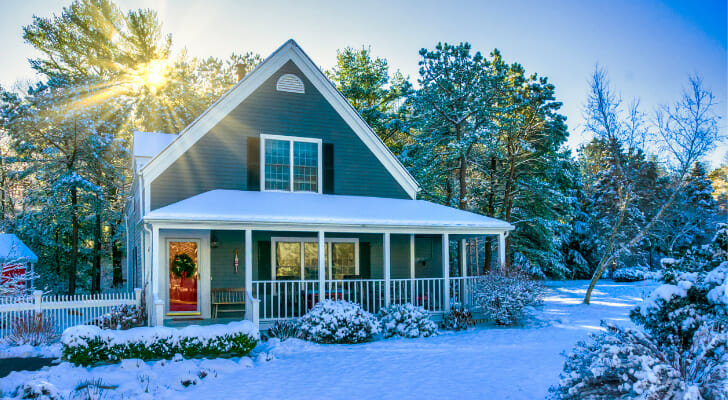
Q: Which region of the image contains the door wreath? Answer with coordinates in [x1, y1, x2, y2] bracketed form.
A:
[171, 253, 196, 279]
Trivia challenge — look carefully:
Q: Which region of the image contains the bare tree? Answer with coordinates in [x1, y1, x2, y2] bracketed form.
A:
[583, 70, 722, 304]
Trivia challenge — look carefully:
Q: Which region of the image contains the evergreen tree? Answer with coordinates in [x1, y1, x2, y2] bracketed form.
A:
[327, 47, 412, 151]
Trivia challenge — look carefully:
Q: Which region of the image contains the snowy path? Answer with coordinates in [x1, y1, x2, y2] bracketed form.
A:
[182, 280, 658, 400]
[0, 280, 657, 400]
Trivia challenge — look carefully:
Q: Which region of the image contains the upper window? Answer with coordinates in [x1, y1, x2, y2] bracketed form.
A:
[261, 134, 321, 193]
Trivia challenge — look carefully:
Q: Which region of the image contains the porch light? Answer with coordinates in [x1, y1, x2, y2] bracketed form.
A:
[211, 232, 220, 248]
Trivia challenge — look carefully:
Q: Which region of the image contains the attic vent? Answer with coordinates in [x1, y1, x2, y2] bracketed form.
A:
[276, 74, 305, 94]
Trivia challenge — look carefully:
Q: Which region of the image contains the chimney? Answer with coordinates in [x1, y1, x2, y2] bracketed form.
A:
[236, 63, 247, 81]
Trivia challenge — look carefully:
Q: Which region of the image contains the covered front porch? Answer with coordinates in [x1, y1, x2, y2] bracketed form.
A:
[141, 190, 513, 327]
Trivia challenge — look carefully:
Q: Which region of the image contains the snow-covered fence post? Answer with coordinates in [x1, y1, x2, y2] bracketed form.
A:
[32, 290, 42, 314]
[134, 288, 142, 308]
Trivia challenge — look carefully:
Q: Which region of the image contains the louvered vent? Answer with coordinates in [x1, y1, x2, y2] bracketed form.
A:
[276, 74, 305, 94]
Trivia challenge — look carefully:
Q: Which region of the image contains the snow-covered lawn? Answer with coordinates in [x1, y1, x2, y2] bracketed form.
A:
[0, 280, 658, 400]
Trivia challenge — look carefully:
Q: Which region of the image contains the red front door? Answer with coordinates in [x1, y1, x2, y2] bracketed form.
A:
[168, 241, 199, 313]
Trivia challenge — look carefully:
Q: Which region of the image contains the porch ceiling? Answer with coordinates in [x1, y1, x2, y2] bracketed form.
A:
[144, 190, 514, 234]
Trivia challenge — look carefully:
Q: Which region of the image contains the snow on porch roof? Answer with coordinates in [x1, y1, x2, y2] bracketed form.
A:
[144, 190, 515, 232]
[0, 234, 38, 263]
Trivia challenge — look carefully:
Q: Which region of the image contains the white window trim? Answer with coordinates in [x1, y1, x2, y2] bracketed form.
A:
[271, 236, 359, 281]
[260, 134, 323, 194]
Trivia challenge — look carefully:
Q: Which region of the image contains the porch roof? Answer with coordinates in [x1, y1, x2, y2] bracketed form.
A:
[144, 190, 514, 234]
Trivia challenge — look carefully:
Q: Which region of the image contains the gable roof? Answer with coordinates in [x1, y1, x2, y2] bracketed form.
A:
[139, 39, 419, 199]
[0, 234, 38, 263]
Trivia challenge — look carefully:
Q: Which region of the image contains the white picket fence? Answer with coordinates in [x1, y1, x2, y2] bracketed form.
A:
[0, 289, 142, 340]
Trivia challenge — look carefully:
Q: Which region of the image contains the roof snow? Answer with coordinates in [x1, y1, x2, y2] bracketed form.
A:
[144, 190, 515, 232]
[0, 234, 38, 263]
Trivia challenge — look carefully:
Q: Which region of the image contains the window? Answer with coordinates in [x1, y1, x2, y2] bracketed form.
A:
[272, 237, 358, 280]
[261, 135, 322, 193]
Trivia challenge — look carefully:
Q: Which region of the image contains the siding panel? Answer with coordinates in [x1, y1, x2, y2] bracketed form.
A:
[151, 61, 409, 209]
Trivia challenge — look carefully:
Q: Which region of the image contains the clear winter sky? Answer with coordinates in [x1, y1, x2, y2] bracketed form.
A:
[1, 0, 726, 166]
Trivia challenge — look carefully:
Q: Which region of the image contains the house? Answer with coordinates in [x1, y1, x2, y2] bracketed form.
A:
[0, 233, 38, 295]
[126, 39, 514, 327]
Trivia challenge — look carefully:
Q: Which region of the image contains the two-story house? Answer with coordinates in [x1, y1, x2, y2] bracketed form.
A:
[126, 40, 513, 327]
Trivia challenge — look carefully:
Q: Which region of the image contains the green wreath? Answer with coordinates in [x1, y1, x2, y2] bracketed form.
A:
[171, 253, 196, 279]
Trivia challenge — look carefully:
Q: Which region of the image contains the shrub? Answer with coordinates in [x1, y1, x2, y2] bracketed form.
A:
[8, 311, 58, 346]
[93, 304, 146, 330]
[613, 266, 648, 282]
[298, 300, 380, 344]
[14, 380, 62, 400]
[266, 320, 300, 341]
[550, 322, 728, 400]
[473, 271, 545, 326]
[377, 303, 437, 338]
[439, 308, 474, 331]
[62, 320, 259, 366]
[630, 263, 728, 350]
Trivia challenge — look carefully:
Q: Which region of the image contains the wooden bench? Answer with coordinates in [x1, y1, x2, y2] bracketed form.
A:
[211, 288, 246, 318]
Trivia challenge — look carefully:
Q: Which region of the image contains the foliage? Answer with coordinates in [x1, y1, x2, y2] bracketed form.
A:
[93, 304, 146, 330]
[327, 46, 412, 150]
[439, 308, 474, 331]
[377, 303, 437, 338]
[298, 300, 380, 344]
[13, 380, 62, 400]
[550, 322, 728, 400]
[613, 267, 650, 282]
[473, 271, 545, 325]
[8, 311, 59, 346]
[61, 321, 259, 366]
[266, 320, 301, 341]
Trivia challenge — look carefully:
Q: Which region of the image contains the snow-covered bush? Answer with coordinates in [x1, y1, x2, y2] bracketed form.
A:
[266, 320, 300, 341]
[298, 300, 380, 344]
[93, 304, 146, 330]
[613, 266, 648, 282]
[550, 322, 728, 400]
[62, 320, 259, 366]
[13, 380, 62, 400]
[661, 223, 728, 285]
[8, 311, 58, 346]
[631, 263, 728, 350]
[473, 271, 545, 325]
[377, 303, 437, 338]
[439, 308, 474, 331]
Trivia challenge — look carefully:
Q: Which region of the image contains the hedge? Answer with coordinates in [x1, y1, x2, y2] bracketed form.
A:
[62, 321, 259, 366]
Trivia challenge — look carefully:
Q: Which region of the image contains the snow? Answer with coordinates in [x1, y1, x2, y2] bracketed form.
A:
[144, 190, 515, 230]
[0, 234, 37, 263]
[63, 320, 260, 349]
[640, 284, 687, 315]
[0, 280, 657, 399]
[132, 131, 177, 159]
[0, 341, 61, 359]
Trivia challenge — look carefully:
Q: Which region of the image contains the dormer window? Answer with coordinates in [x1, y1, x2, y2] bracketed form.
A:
[261, 134, 322, 193]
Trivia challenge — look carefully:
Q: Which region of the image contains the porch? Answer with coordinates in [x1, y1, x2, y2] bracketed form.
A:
[142, 190, 513, 327]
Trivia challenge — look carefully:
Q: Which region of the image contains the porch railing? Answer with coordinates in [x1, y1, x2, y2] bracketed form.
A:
[252, 277, 480, 321]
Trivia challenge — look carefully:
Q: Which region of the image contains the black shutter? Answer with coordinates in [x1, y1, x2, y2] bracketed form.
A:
[323, 143, 334, 194]
[258, 241, 271, 280]
[247, 137, 260, 190]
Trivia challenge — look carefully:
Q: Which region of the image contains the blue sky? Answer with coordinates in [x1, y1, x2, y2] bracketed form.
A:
[1, 0, 726, 166]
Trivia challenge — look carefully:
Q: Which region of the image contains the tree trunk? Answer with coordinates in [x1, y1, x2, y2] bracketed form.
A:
[69, 185, 78, 295]
[459, 153, 467, 209]
[92, 209, 101, 293]
[111, 223, 123, 287]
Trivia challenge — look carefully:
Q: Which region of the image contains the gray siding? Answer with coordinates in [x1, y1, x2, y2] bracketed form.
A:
[150, 61, 409, 210]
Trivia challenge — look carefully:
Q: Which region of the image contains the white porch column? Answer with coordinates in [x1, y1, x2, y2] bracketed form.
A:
[151, 225, 162, 325]
[498, 232, 507, 271]
[318, 231, 325, 303]
[409, 234, 415, 302]
[244, 230, 252, 292]
[442, 233, 450, 312]
[460, 239, 468, 308]
[383, 232, 391, 307]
